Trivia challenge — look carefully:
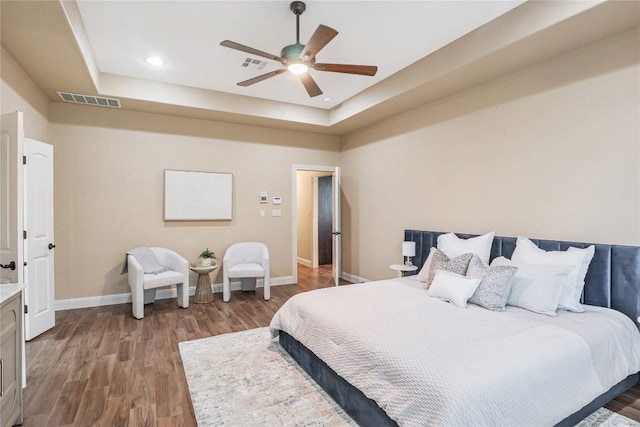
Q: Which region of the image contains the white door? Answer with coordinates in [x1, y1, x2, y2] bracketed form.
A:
[332, 167, 341, 286]
[0, 112, 24, 285]
[24, 139, 55, 340]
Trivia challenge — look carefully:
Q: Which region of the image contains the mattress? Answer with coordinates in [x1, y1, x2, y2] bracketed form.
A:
[270, 277, 640, 426]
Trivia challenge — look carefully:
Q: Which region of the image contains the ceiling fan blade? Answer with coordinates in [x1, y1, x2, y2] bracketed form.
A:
[237, 69, 288, 87]
[314, 63, 378, 76]
[299, 73, 323, 97]
[220, 40, 285, 63]
[299, 25, 338, 61]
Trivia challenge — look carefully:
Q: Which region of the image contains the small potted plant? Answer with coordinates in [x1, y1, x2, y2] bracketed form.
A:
[198, 248, 216, 267]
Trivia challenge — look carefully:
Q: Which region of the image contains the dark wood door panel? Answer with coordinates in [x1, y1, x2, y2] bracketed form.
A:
[318, 176, 333, 265]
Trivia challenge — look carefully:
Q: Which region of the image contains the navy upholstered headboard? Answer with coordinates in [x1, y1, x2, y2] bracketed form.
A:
[404, 230, 640, 329]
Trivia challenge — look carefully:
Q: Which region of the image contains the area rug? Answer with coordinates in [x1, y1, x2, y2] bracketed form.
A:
[577, 408, 640, 427]
[179, 327, 639, 427]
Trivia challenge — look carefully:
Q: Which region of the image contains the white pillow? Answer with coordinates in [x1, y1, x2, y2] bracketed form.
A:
[427, 270, 481, 308]
[567, 245, 596, 306]
[511, 236, 593, 313]
[491, 257, 572, 317]
[437, 231, 495, 265]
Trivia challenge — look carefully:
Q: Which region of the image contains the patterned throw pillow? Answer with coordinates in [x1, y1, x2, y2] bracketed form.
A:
[466, 255, 518, 311]
[417, 248, 473, 288]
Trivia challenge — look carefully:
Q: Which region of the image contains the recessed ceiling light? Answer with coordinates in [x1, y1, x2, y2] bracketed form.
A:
[323, 97, 332, 102]
[144, 56, 164, 66]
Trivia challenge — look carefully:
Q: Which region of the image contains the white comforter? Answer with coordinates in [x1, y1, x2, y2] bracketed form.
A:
[270, 278, 640, 427]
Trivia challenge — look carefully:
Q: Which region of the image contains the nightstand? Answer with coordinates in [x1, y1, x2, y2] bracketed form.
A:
[389, 264, 418, 278]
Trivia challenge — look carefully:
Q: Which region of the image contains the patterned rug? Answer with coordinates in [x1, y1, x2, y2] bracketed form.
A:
[179, 327, 639, 427]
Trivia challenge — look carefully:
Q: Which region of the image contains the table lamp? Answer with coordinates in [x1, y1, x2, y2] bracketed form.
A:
[403, 241, 416, 266]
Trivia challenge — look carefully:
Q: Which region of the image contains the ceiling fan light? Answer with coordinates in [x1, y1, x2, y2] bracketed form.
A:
[144, 56, 164, 66]
[288, 63, 308, 75]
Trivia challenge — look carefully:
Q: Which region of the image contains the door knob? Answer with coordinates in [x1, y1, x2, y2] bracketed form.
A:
[48, 243, 56, 250]
[0, 261, 16, 270]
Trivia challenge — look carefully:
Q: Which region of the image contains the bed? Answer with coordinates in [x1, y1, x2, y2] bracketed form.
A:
[270, 230, 640, 426]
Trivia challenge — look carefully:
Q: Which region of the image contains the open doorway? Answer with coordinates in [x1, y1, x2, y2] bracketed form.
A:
[292, 165, 341, 286]
[296, 171, 333, 268]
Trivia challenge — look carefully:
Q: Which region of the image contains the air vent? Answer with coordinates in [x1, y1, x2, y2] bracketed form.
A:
[241, 57, 267, 70]
[57, 91, 121, 108]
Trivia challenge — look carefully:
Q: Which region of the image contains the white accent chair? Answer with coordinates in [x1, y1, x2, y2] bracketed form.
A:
[127, 247, 189, 319]
[223, 242, 270, 302]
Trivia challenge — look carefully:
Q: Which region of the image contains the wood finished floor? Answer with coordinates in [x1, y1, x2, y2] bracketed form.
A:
[22, 264, 640, 426]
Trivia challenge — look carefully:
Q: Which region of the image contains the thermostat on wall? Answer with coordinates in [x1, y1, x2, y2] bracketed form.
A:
[259, 192, 268, 203]
[273, 196, 282, 205]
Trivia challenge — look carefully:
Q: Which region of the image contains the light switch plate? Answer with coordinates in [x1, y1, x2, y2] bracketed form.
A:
[272, 196, 282, 205]
[272, 209, 282, 217]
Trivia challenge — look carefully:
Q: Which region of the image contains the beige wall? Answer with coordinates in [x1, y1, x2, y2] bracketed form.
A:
[0, 44, 341, 301]
[49, 103, 340, 299]
[296, 171, 315, 264]
[2, 27, 639, 300]
[1, 47, 50, 141]
[341, 28, 640, 281]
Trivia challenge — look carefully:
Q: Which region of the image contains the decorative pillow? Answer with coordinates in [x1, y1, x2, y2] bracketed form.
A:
[416, 248, 473, 288]
[437, 231, 495, 265]
[491, 257, 572, 317]
[512, 236, 593, 313]
[567, 245, 596, 306]
[427, 270, 481, 308]
[466, 255, 518, 311]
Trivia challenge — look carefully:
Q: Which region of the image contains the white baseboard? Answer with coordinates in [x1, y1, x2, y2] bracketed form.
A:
[56, 293, 134, 311]
[296, 257, 312, 268]
[55, 275, 296, 311]
[341, 271, 369, 284]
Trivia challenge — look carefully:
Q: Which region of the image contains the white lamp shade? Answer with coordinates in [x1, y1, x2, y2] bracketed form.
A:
[402, 241, 416, 257]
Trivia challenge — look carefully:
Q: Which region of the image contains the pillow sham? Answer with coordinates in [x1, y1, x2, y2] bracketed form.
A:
[427, 270, 481, 308]
[511, 236, 593, 313]
[466, 255, 518, 311]
[491, 257, 572, 316]
[416, 248, 473, 288]
[437, 231, 495, 265]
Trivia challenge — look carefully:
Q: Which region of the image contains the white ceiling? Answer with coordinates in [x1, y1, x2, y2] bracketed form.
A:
[75, 1, 524, 110]
[3, 1, 637, 134]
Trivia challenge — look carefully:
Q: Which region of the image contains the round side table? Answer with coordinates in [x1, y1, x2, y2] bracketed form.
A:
[190, 264, 218, 303]
[389, 264, 418, 278]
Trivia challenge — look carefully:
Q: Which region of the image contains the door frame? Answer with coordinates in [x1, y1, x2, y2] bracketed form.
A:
[291, 164, 340, 285]
[0, 112, 24, 286]
[1, 111, 26, 387]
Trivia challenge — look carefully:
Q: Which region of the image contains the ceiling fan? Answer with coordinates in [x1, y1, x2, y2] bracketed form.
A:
[220, 1, 378, 98]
